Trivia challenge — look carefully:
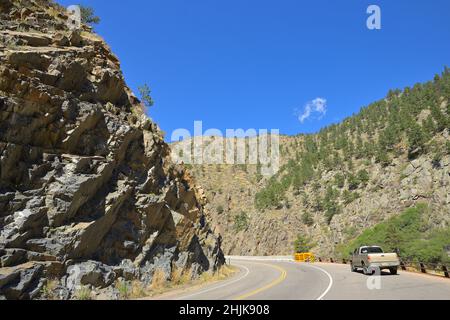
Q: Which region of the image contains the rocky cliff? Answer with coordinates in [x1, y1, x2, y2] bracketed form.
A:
[0, 0, 224, 300]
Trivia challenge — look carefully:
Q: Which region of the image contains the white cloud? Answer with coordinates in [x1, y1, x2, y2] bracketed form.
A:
[296, 97, 327, 123]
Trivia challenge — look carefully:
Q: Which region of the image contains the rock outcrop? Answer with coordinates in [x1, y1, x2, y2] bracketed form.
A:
[0, 0, 224, 300]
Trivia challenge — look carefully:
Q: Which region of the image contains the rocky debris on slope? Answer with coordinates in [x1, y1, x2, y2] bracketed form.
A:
[0, 0, 224, 300]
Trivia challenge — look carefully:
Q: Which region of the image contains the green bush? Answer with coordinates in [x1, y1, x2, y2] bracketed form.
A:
[79, 5, 100, 25]
[334, 174, 345, 189]
[323, 186, 340, 224]
[255, 178, 287, 210]
[294, 235, 315, 253]
[347, 174, 359, 190]
[343, 190, 359, 205]
[302, 212, 314, 226]
[138, 84, 154, 108]
[357, 169, 369, 186]
[234, 212, 249, 232]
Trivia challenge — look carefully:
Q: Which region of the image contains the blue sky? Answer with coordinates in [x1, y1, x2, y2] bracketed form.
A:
[58, 0, 450, 139]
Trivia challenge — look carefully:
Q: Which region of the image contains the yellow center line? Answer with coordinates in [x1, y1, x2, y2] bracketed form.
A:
[233, 263, 287, 300]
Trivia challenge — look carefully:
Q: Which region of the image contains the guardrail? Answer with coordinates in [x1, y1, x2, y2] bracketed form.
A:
[294, 253, 315, 262]
[315, 257, 450, 278]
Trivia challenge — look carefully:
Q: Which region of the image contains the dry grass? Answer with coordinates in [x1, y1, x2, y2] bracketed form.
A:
[114, 264, 237, 300]
[115, 279, 130, 299]
[130, 280, 147, 298]
[199, 265, 236, 282]
[144, 265, 238, 298]
[75, 286, 92, 300]
[41, 279, 59, 300]
[170, 267, 193, 286]
[116, 279, 148, 300]
[46, 6, 61, 19]
[150, 269, 168, 290]
[81, 31, 104, 43]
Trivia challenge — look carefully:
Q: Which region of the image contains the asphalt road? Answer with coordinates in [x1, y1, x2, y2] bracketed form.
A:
[157, 257, 450, 300]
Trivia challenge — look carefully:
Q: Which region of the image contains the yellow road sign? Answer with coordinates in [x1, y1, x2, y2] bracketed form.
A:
[294, 252, 315, 263]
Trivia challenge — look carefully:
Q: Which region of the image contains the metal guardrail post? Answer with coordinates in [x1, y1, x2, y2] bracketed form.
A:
[400, 261, 407, 271]
[443, 266, 449, 278]
[420, 263, 426, 274]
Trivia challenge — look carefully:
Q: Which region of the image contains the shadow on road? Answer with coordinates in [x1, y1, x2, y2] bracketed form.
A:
[354, 269, 400, 277]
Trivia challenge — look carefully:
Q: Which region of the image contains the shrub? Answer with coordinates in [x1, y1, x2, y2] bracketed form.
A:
[75, 286, 92, 300]
[294, 235, 314, 253]
[301, 212, 314, 226]
[234, 212, 249, 231]
[216, 205, 224, 214]
[255, 179, 287, 210]
[357, 169, 369, 186]
[151, 269, 167, 290]
[79, 5, 100, 25]
[334, 173, 345, 189]
[138, 84, 154, 108]
[347, 174, 359, 190]
[40, 279, 59, 300]
[116, 280, 130, 300]
[343, 190, 359, 205]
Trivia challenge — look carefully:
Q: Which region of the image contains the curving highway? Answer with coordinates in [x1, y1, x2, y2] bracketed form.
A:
[153, 257, 450, 300]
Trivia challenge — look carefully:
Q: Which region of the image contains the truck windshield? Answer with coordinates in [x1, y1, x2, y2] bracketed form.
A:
[361, 247, 383, 254]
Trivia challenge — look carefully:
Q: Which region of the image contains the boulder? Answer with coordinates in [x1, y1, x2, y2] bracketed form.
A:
[0, 262, 44, 300]
[68, 30, 82, 47]
[113, 259, 138, 281]
[65, 261, 116, 290]
[53, 32, 70, 47]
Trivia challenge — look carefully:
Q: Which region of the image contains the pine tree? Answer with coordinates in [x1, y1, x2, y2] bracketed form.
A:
[430, 104, 447, 132]
[357, 169, 370, 186]
[355, 136, 364, 159]
[385, 224, 403, 254]
[301, 212, 314, 226]
[294, 235, 314, 253]
[375, 145, 391, 166]
[334, 174, 345, 189]
[79, 5, 101, 25]
[138, 84, 154, 108]
[422, 115, 435, 137]
[407, 123, 426, 158]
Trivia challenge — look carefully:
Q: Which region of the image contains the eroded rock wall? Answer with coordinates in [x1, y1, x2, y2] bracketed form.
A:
[0, 0, 224, 299]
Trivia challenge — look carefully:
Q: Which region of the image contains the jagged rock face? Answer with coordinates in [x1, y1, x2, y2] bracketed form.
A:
[0, 0, 224, 299]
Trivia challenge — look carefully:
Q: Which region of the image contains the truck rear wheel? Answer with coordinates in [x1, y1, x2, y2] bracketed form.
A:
[390, 267, 398, 275]
[350, 263, 357, 272]
[362, 263, 372, 275]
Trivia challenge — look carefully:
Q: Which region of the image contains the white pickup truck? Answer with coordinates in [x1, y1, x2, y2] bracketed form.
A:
[350, 246, 400, 275]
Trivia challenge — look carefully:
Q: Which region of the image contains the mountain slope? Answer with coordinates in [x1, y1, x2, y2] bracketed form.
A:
[0, 0, 223, 300]
[178, 69, 450, 260]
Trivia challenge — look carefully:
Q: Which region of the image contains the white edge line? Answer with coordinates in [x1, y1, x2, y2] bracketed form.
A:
[302, 263, 334, 300]
[175, 263, 250, 300]
[232, 257, 334, 301]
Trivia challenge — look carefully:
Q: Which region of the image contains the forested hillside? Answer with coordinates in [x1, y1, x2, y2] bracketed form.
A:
[179, 68, 450, 262]
[256, 68, 450, 220]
